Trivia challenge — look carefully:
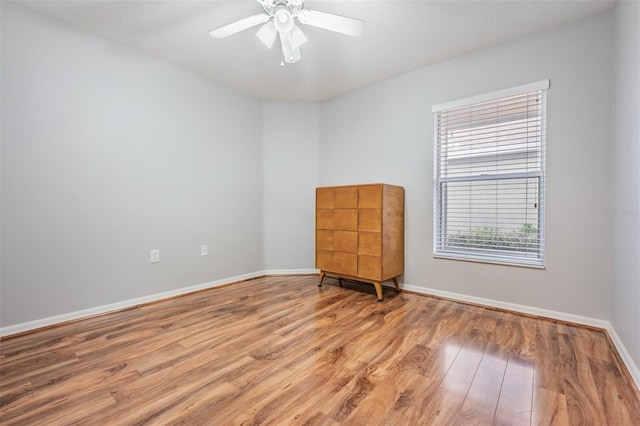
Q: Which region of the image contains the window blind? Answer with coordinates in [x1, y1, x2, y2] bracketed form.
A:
[433, 82, 547, 267]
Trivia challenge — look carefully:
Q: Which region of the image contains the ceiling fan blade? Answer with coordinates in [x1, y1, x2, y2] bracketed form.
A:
[209, 13, 270, 38]
[290, 48, 301, 63]
[256, 21, 277, 47]
[291, 25, 307, 51]
[279, 31, 301, 64]
[297, 9, 364, 37]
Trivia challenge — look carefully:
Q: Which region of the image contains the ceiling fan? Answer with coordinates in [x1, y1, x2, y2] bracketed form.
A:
[209, 0, 365, 65]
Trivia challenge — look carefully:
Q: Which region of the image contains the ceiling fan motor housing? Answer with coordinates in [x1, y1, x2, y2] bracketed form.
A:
[260, 0, 303, 17]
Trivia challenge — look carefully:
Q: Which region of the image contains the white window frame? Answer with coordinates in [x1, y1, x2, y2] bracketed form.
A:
[432, 80, 549, 268]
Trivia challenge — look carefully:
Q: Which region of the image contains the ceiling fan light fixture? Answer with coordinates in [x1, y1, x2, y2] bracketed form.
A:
[273, 7, 294, 33]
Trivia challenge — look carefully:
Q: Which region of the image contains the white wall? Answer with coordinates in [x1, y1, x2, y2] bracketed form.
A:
[610, 0, 640, 380]
[1, 3, 264, 327]
[319, 12, 614, 320]
[262, 102, 319, 271]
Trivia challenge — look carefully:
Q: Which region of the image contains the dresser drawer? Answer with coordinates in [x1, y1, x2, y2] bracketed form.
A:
[358, 232, 381, 256]
[316, 250, 357, 276]
[316, 230, 334, 250]
[333, 209, 357, 230]
[358, 209, 381, 232]
[333, 187, 357, 208]
[333, 231, 357, 253]
[333, 252, 357, 276]
[316, 187, 334, 209]
[316, 249, 333, 271]
[358, 255, 382, 281]
[317, 209, 334, 229]
[358, 185, 382, 209]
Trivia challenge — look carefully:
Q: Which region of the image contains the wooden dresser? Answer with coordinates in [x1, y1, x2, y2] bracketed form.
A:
[316, 183, 404, 301]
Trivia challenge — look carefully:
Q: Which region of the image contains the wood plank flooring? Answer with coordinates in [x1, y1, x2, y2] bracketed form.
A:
[1, 275, 639, 425]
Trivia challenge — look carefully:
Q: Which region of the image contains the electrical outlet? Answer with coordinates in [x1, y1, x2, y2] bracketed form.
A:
[201, 244, 208, 256]
[150, 249, 160, 264]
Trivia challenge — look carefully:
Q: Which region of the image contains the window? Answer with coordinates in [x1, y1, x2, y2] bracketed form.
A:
[432, 80, 549, 267]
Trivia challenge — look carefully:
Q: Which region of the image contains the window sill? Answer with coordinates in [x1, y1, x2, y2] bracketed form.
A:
[433, 253, 546, 269]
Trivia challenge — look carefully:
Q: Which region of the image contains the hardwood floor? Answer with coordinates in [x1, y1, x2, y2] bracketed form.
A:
[1, 275, 639, 425]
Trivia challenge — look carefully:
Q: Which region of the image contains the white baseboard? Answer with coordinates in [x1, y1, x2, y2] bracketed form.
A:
[400, 282, 610, 328]
[606, 323, 640, 390]
[264, 268, 319, 275]
[0, 270, 266, 338]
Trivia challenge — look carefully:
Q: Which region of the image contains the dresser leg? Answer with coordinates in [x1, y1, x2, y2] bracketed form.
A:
[373, 281, 383, 302]
[318, 272, 326, 287]
[393, 277, 400, 292]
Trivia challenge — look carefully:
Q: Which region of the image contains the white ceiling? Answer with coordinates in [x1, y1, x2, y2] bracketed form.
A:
[19, 0, 615, 101]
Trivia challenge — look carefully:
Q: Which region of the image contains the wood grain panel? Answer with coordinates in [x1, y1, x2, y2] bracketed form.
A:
[358, 255, 381, 281]
[316, 250, 333, 270]
[382, 185, 404, 279]
[382, 225, 403, 279]
[456, 343, 508, 425]
[333, 231, 357, 253]
[420, 340, 485, 423]
[358, 185, 382, 209]
[382, 184, 405, 224]
[532, 386, 569, 425]
[0, 276, 638, 425]
[316, 230, 333, 251]
[316, 187, 333, 209]
[358, 209, 381, 232]
[316, 209, 333, 230]
[358, 232, 381, 256]
[333, 209, 357, 231]
[493, 356, 534, 425]
[331, 252, 357, 276]
[333, 187, 357, 209]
